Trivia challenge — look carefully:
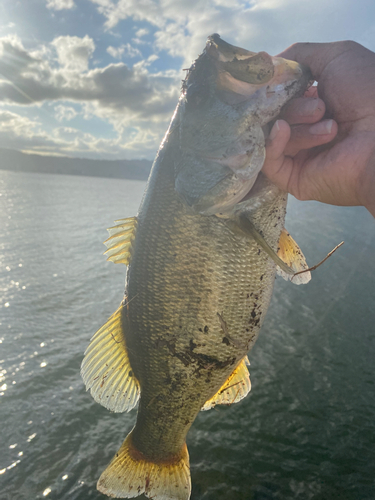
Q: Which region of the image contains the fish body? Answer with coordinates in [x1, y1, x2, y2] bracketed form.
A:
[126, 150, 281, 461]
[82, 34, 312, 499]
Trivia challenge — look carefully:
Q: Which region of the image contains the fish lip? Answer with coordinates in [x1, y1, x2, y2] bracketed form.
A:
[206, 33, 257, 62]
[205, 33, 311, 97]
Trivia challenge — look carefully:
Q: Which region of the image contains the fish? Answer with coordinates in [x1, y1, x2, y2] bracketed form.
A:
[81, 34, 313, 500]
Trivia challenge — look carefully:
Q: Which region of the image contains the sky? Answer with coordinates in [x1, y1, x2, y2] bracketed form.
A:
[0, 0, 374, 161]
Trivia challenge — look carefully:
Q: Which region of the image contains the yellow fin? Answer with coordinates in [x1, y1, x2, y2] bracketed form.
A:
[201, 356, 251, 411]
[277, 228, 311, 285]
[104, 217, 137, 265]
[81, 304, 140, 413]
[97, 430, 191, 500]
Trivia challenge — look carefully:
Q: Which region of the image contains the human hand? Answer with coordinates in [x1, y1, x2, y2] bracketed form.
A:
[263, 41, 375, 217]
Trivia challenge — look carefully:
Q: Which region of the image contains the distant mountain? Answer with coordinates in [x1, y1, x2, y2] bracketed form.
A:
[0, 148, 152, 181]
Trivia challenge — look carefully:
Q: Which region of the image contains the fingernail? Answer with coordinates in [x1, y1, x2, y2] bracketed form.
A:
[269, 120, 280, 141]
[309, 119, 333, 135]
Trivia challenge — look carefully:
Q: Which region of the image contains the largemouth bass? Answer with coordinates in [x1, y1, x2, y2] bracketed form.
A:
[81, 34, 312, 500]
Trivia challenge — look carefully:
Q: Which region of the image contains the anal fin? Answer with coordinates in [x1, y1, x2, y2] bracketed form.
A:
[201, 356, 251, 411]
[97, 430, 191, 500]
[104, 217, 137, 265]
[81, 303, 140, 413]
[277, 227, 311, 285]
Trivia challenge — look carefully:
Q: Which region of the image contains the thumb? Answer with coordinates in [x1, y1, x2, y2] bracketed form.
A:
[264, 120, 290, 162]
[263, 119, 301, 195]
[262, 119, 291, 189]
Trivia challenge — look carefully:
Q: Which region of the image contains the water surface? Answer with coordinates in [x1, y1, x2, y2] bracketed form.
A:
[1, 170, 374, 499]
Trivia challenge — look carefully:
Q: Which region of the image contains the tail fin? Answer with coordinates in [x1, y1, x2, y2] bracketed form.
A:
[97, 430, 191, 500]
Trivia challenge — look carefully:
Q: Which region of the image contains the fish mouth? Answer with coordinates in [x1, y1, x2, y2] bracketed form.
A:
[206, 33, 307, 104]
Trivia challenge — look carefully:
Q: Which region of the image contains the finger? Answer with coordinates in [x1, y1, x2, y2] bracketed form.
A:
[280, 97, 325, 124]
[263, 120, 338, 198]
[304, 86, 318, 98]
[265, 120, 291, 161]
[277, 41, 359, 81]
[262, 149, 294, 194]
[284, 119, 338, 156]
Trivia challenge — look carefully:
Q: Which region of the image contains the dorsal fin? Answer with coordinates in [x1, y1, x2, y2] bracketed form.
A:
[201, 356, 251, 411]
[277, 228, 311, 285]
[81, 304, 140, 413]
[104, 217, 137, 265]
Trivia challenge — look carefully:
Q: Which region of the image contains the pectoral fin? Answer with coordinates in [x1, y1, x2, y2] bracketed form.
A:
[277, 228, 311, 284]
[236, 215, 295, 275]
[104, 217, 137, 265]
[232, 217, 310, 284]
[81, 303, 140, 413]
[201, 356, 251, 410]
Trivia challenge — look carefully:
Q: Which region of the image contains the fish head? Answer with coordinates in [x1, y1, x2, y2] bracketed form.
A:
[175, 34, 312, 215]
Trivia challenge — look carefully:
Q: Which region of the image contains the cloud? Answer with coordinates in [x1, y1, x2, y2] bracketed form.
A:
[86, 0, 256, 66]
[90, 0, 165, 29]
[0, 109, 39, 136]
[135, 28, 149, 38]
[0, 35, 40, 82]
[0, 22, 16, 31]
[0, 108, 167, 159]
[46, 0, 75, 10]
[51, 35, 95, 71]
[107, 43, 142, 59]
[0, 110, 56, 151]
[0, 35, 178, 121]
[88, 0, 375, 69]
[54, 104, 78, 121]
[0, 34, 180, 158]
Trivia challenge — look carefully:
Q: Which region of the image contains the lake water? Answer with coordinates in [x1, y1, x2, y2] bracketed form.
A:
[1, 169, 374, 500]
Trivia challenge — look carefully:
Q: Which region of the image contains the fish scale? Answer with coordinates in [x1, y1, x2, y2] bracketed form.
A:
[125, 153, 284, 461]
[81, 34, 312, 500]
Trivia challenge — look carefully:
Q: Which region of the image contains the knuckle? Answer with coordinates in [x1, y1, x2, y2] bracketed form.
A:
[336, 40, 360, 52]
